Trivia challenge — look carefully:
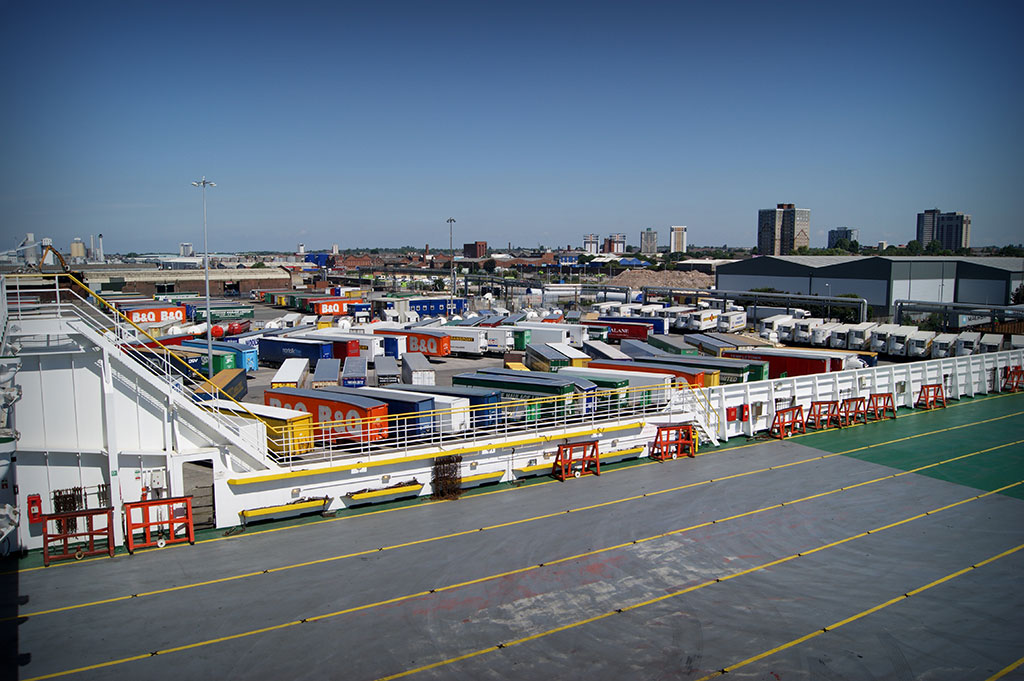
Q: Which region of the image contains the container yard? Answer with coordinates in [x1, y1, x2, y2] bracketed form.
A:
[4, 274, 1024, 681]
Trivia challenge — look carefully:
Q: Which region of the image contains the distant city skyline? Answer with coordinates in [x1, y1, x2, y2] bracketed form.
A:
[1, 3, 1021, 252]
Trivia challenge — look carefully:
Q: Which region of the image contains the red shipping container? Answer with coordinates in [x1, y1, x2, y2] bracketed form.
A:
[580, 320, 650, 341]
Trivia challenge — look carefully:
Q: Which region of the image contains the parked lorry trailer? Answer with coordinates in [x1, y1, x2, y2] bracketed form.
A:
[264, 387, 389, 443]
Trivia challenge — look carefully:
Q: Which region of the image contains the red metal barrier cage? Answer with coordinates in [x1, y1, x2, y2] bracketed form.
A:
[770, 405, 805, 440]
[123, 495, 195, 554]
[553, 441, 600, 481]
[42, 508, 115, 567]
[650, 425, 697, 461]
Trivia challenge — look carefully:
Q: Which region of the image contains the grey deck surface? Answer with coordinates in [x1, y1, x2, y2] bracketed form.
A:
[15, 433, 1024, 681]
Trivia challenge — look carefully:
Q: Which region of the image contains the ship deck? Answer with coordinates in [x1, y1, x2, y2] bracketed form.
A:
[7, 391, 1024, 680]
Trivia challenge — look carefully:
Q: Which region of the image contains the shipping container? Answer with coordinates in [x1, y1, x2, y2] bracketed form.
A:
[180, 339, 258, 373]
[162, 344, 237, 374]
[387, 384, 501, 428]
[512, 323, 573, 347]
[581, 319, 650, 342]
[201, 398, 314, 456]
[511, 327, 532, 351]
[954, 331, 981, 356]
[477, 367, 600, 412]
[341, 357, 368, 387]
[793, 318, 824, 344]
[584, 359, 705, 387]
[829, 324, 853, 349]
[439, 328, 488, 356]
[716, 310, 747, 333]
[906, 330, 936, 358]
[931, 333, 957, 358]
[809, 321, 840, 347]
[258, 336, 333, 368]
[555, 366, 672, 406]
[979, 334, 1004, 353]
[721, 348, 840, 379]
[482, 326, 515, 353]
[846, 322, 879, 351]
[598, 315, 668, 335]
[775, 319, 797, 343]
[581, 339, 631, 361]
[271, 358, 310, 389]
[524, 342, 571, 372]
[309, 358, 341, 389]
[191, 303, 255, 322]
[374, 328, 451, 357]
[320, 386, 435, 438]
[868, 324, 900, 354]
[123, 305, 188, 325]
[401, 352, 435, 385]
[631, 353, 761, 384]
[360, 387, 469, 434]
[646, 334, 699, 355]
[685, 309, 720, 332]
[757, 314, 793, 340]
[452, 373, 577, 421]
[193, 368, 248, 401]
[291, 329, 380, 363]
[547, 342, 590, 367]
[264, 387, 388, 443]
[618, 338, 671, 360]
[374, 356, 400, 386]
[885, 326, 919, 356]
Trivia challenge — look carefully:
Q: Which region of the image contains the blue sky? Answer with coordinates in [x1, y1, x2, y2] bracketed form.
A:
[2, 2, 1021, 253]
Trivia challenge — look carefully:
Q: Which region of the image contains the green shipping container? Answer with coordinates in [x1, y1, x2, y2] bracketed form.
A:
[646, 334, 699, 355]
[512, 328, 532, 351]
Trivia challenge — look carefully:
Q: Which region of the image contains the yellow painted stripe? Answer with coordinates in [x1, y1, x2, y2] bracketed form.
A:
[696, 542, 1024, 681]
[239, 499, 326, 519]
[371, 480, 1024, 681]
[18, 474, 1022, 680]
[987, 655, 1024, 681]
[460, 471, 504, 484]
[598, 446, 645, 460]
[12, 404, 1021, 579]
[227, 421, 645, 485]
[348, 484, 423, 501]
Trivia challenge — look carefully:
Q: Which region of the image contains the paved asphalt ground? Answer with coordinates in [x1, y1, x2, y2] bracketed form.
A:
[7, 390, 1024, 680]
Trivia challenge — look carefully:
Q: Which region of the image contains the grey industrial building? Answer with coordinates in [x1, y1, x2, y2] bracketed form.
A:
[716, 255, 1023, 314]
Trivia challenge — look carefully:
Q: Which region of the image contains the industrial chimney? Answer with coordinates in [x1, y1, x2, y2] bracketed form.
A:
[96, 234, 104, 262]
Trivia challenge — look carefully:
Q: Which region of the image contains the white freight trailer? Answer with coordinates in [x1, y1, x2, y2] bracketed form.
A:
[439, 328, 488, 356]
[716, 310, 747, 333]
[271, 358, 309, 389]
[885, 326, 918, 356]
[846, 322, 879, 350]
[401, 352, 435, 385]
[810, 321, 839, 347]
[931, 333, 957, 358]
[829, 324, 852, 349]
[294, 329, 387, 364]
[905, 330, 936, 358]
[514, 322, 583, 347]
[979, 334, 1004, 353]
[793, 318, 824, 344]
[686, 309, 720, 331]
[869, 324, 900, 353]
[955, 331, 981, 356]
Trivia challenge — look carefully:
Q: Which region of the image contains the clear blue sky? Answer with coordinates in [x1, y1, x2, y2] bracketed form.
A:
[2, 1, 1021, 253]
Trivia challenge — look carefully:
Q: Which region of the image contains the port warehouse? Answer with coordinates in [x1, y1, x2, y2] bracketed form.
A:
[4, 274, 1024, 558]
[715, 255, 1024, 315]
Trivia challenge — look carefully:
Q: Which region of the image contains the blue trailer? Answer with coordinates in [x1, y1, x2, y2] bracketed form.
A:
[320, 386, 436, 438]
[226, 328, 288, 349]
[180, 339, 258, 373]
[387, 384, 501, 428]
[258, 336, 333, 368]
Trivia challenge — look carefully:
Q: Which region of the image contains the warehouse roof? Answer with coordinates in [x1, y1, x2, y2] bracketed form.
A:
[743, 255, 1023, 272]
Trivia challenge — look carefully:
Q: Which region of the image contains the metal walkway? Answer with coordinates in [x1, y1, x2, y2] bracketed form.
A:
[10, 392, 1024, 681]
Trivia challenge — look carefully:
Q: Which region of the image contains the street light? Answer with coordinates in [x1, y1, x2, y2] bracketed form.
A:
[192, 176, 216, 378]
[825, 282, 831, 320]
[447, 217, 456, 318]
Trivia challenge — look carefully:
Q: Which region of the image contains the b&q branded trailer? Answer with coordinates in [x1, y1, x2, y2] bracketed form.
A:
[123, 305, 188, 325]
[307, 298, 364, 316]
[264, 387, 389, 443]
[321, 386, 435, 438]
[374, 328, 451, 357]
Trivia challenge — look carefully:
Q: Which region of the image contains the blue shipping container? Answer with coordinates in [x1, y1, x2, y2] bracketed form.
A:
[180, 339, 259, 373]
[258, 337, 333, 368]
[387, 384, 501, 428]
[320, 386, 436, 437]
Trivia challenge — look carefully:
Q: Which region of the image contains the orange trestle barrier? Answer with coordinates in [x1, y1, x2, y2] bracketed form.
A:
[123, 496, 196, 554]
[866, 393, 897, 421]
[650, 425, 697, 461]
[552, 441, 600, 481]
[916, 384, 947, 410]
[42, 508, 116, 567]
[770, 405, 805, 439]
[806, 400, 840, 430]
[1002, 366, 1024, 392]
[838, 397, 868, 427]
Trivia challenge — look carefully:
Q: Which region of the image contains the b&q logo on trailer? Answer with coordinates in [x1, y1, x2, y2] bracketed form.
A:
[128, 307, 185, 324]
[408, 336, 438, 355]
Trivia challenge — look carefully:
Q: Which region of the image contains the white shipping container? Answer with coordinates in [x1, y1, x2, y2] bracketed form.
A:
[271, 358, 309, 389]
[401, 352, 435, 386]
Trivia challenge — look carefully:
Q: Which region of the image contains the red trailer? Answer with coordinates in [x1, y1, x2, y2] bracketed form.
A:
[311, 298, 363, 316]
[125, 306, 187, 325]
[264, 387, 389, 442]
[374, 329, 451, 357]
[580, 320, 651, 341]
[127, 332, 196, 349]
[586, 359, 704, 386]
[722, 348, 836, 379]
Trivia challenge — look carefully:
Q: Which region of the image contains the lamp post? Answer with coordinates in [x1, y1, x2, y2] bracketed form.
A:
[192, 177, 216, 378]
[447, 217, 456, 317]
[825, 282, 831, 320]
